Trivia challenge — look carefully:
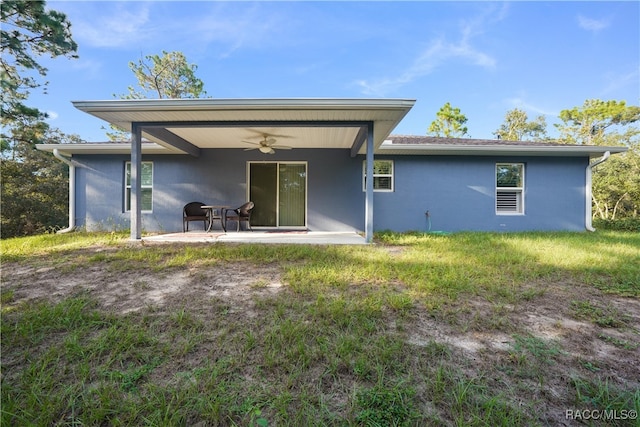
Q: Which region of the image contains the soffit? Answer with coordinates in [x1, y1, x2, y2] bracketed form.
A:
[379, 136, 628, 158]
[167, 126, 362, 150]
[35, 142, 175, 155]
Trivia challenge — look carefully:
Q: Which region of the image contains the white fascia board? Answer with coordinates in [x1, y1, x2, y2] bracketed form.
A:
[72, 98, 417, 112]
[36, 143, 179, 155]
[377, 143, 628, 157]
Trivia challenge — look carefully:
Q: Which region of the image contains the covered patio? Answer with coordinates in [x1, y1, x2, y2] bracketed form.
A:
[67, 98, 415, 243]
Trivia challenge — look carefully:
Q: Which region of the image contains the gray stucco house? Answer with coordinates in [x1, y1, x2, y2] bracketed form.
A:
[37, 98, 626, 242]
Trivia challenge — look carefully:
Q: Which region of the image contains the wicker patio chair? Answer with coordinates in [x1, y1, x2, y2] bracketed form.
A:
[183, 201, 209, 232]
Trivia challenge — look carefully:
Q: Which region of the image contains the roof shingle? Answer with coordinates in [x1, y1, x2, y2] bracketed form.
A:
[387, 135, 577, 147]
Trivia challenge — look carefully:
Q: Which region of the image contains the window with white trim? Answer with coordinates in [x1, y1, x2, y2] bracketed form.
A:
[125, 161, 153, 212]
[363, 160, 394, 192]
[496, 163, 524, 214]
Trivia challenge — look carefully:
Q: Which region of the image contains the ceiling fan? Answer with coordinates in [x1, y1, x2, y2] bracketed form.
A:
[241, 135, 292, 154]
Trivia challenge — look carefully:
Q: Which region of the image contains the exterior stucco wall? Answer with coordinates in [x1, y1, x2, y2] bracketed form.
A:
[74, 149, 365, 233]
[73, 150, 589, 233]
[372, 155, 589, 232]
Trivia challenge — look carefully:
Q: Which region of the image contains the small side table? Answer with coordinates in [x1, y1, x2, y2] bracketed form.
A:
[201, 205, 229, 232]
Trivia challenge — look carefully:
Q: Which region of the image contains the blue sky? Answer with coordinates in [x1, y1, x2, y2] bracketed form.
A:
[34, 1, 639, 142]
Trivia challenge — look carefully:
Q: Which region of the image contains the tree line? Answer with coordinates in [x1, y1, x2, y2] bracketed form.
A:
[1, 0, 638, 237]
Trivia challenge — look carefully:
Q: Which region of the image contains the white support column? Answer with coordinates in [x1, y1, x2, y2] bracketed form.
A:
[365, 122, 374, 243]
[130, 123, 142, 240]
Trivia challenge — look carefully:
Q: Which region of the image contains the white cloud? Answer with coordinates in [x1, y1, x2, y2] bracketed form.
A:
[360, 41, 493, 95]
[54, 1, 287, 57]
[577, 15, 610, 32]
[505, 97, 557, 117]
[601, 68, 640, 95]
[355, 5, 504, 96]
[67, 2, 153, 48]
[172, 3, 289, 58]
[356, 34, 496, 97]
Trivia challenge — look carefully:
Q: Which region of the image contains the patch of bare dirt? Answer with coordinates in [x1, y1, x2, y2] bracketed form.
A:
[406, 281, 640, 423]
[2, 255, 284, 317]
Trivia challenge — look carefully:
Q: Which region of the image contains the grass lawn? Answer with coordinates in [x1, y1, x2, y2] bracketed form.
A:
[1, 231, 639, 426]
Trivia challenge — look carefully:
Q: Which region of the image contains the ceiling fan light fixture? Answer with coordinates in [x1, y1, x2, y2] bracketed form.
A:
[242, 133, 291, 154]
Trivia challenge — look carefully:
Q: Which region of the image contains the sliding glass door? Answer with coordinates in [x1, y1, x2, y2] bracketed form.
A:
[249, 162, 307, 228]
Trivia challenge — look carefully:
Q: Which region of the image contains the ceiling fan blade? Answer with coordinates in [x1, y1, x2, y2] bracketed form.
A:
[244, 129, 294, 139]
[241, 136, 291, 153]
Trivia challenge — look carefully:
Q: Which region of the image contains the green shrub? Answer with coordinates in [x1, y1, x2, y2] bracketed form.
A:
[593, 217, 640, 232]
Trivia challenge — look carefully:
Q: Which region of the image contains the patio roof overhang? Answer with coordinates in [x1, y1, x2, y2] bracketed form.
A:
[52, 98, 415, 243]
[66, 98, 416, 157]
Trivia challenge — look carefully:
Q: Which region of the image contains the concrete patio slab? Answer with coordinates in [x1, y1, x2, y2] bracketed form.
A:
[143, 231, 367, 245]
